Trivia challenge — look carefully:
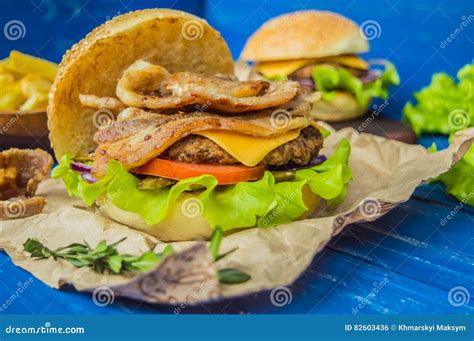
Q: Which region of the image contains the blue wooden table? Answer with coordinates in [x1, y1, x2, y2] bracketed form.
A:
[1, 0, 473, 315]
[1, 137, 473, 315]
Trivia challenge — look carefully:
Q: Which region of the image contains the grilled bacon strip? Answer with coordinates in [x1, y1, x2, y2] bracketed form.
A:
[91, 111, 312, 177]
[79, 94, 127, 112]
[115, 60, 299, 113]
[0, 148, 53, 200]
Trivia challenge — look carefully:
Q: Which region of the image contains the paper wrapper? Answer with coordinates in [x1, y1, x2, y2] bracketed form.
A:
[1, 128, 473, 305]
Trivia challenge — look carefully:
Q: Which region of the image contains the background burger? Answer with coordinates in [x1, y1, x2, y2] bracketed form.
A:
[49, 9, 352, 242]
[240, 10, 400, 122]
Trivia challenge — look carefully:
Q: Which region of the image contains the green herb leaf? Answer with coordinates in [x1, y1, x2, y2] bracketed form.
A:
[217, 268, 251, 284]
[215, 247, 238, 261]
[107, 255, 123, 273]
[130, 251, 160, 272]
[23, 238, 173, 275]
[209, 227, 223, 261]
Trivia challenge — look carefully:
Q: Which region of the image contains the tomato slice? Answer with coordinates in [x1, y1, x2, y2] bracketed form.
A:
[133, 158, 266, 185]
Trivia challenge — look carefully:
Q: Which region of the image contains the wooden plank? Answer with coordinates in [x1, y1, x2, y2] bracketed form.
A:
[414, 184, 474, 215]
[328, 198, 474, 292]
[2, 246, 472, 314]
[172, 248, 473, 314]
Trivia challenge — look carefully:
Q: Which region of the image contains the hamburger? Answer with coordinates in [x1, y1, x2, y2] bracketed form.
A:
[240, 10, 400, 121]
[49, 9, 352, 242]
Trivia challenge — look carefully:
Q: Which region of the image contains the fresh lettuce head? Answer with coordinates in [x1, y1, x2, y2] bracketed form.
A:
[403, 62, 474, 135]
[311, 62, 400, 107]
[407, 62, 474, 207]
[52, 139, 352, 231]
[439, 143, 474, 206]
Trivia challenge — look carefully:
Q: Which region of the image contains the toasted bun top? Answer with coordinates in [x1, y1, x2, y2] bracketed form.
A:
[48, 9, 234, 159]
[240, 10, 369, 62]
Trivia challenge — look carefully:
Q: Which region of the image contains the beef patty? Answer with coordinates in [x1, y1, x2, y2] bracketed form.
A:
[162, 126, 323, 166]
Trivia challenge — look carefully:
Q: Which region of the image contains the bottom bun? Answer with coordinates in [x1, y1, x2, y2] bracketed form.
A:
[97, 186, 321, 242]
[310, 92, 369, 122]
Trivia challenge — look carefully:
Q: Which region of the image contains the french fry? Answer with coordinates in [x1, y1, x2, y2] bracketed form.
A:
[0, 58, 10, 73]
[0, 72, 16, 87]
[9, 50, 58, 82]
[0, 84, 26, 112]
[20, 74, 52, 97]
[19, 92, 49, 112]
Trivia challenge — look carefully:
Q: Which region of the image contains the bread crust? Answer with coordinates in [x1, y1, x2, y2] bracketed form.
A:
[241, 10, 369, 61]
[48, 9, 234, 159]
[310, 92, 369, 122]
[98, 188, 321, 242]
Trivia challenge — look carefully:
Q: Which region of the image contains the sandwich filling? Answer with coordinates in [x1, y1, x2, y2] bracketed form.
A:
[53, 61, 352, 230]
[255, 54, 400, 108]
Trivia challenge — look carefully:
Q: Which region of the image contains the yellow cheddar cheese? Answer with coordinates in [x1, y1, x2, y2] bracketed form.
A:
[196, 129, 301, 167]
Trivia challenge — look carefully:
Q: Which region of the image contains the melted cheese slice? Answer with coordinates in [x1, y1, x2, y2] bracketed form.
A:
[196, 129, 301, 167]
[256, 55, 368, 78]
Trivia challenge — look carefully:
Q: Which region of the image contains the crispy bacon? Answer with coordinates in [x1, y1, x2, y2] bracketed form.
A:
[91, 110, 312, 177]
[79, 94, 127, 112]
[0, 148, 53, 200]
[115, 60, 299, 113]
[0, 148, 53, 220]
[0, 196, 47, 220]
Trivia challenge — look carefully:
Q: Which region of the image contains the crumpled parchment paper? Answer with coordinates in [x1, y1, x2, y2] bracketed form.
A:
[0, 127, 472, 305]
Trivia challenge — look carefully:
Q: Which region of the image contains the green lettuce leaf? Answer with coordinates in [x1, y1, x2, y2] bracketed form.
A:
[402, 62, 474, 135]
[439, 144, 474, 206]
[405, 62, 474, 207]
[52, 139, 352, 231]
[311, 62, 400, 107]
